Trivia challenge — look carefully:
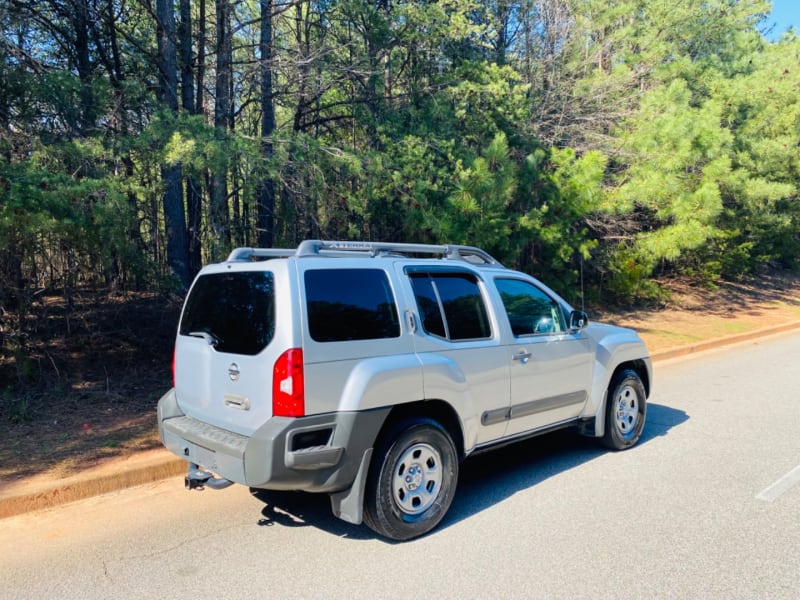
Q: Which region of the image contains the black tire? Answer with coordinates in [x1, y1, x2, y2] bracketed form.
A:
[363, 418, 458, 541]
[602, 369, 647, 450]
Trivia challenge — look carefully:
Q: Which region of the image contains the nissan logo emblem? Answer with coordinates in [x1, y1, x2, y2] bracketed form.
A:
[228, 363, 240, 381]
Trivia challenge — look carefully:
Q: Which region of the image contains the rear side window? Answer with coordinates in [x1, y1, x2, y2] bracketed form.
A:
[179, 272, 275, 355]
[409, 272, 491, 341]
[305, 269, 400, 342]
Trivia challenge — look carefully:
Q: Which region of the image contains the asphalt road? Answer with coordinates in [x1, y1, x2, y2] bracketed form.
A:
[1, 332, 799, 599]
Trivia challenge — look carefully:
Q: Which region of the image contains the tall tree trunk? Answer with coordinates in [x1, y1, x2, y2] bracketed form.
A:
[292, 3, 308, 132]
[186, 177, 203, 275]
[72, 0, 95, 134]
[494, 1, 509, 66]
[196, 0, 206, 116]
[179, 0, 194, 113]
[179, 0, 203, 276]
[0, 42, 10, 163]
[210, 0, 232, 257]
[156, 0, 180, 111]
[156, 0, 190, 288]
[257, 0, 276, 248]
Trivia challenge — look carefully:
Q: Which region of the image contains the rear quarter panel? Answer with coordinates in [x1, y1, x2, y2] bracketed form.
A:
[298, 259, 424, 416]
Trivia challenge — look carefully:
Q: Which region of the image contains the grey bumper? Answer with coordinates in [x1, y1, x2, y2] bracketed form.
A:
[157, 388, 390, 493]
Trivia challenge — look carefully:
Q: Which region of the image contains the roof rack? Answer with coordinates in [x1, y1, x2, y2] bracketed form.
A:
[226, 247, 297, 261]
[226, 240, 503, 266]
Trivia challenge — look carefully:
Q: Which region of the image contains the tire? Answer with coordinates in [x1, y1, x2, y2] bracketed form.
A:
[602, 369, 647, 450]
[363, 418, 458, 541]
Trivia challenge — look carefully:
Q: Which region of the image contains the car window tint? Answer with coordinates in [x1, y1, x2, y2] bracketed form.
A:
[495, 278, 565, 336]
[305, 269, 400, 342]
[179, 272, 275, 355]
[409, 275, 447, 338]
[410, 272, 491, 341]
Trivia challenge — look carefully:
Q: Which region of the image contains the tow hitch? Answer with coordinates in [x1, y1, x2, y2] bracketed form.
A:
[185, 463, 234, 490]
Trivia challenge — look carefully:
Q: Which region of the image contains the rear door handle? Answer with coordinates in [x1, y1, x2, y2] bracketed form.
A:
[405, 309, 417, 333]
[513, 350, 532, 364]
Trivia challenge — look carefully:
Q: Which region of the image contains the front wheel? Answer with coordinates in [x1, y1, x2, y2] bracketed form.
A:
[602, 369, 647, 450]
[363, 418, 458, 541]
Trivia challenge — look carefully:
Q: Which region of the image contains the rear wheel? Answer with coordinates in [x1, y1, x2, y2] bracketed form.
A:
[363, 418, 458, 541]
[602, 369, 647, 450]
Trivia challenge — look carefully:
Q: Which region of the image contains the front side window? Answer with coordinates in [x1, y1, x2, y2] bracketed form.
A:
[495, 278, 566, 336]
[179, 271, 275, 355]
[409, 272, 491, 341]
[305, 269, 400, 342]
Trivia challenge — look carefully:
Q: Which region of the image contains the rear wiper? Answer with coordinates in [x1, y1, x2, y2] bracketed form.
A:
[189, 330, 222, 347]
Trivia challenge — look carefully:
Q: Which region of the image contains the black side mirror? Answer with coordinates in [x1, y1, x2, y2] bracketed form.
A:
[569, 310, 589, 330]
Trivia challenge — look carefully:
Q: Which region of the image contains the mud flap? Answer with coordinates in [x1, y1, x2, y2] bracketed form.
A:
[330, 448, 373, 525]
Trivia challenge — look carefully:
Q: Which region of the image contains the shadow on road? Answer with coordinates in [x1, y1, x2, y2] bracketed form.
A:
[445, 402, 688, 530]
[249, 402, 688, 541]
[250, 488, 375, 540]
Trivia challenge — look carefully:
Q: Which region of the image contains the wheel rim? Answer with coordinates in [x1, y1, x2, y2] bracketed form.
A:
[392, 442, 442, 516]
[613, 384, 640, 437]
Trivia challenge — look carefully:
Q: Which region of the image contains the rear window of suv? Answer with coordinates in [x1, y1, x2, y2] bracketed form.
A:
[179, 272, 275, 355]
[305, 269, 400, 342]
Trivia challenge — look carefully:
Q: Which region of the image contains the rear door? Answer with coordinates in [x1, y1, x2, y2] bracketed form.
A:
[404, 267, 510, 447]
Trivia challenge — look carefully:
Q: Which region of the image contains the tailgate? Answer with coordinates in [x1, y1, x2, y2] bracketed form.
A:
[173, 269, 281, 436]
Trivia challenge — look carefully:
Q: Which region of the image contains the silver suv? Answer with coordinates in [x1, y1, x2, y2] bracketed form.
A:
[157, 240, 651, 540]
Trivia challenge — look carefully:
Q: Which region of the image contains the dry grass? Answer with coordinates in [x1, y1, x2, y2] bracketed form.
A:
[603, 273, 800, 352]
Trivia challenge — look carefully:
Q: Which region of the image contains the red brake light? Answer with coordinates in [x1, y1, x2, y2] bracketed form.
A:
[273, 348, 305, 417]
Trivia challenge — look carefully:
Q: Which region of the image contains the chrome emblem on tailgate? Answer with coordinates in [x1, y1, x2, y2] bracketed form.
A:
[228, 363, 240, 381]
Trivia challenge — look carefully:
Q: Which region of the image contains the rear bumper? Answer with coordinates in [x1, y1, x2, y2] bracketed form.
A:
[157, 388, 390, 492]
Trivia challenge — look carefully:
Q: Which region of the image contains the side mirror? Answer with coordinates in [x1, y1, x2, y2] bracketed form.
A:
[569, 310, 589, 330]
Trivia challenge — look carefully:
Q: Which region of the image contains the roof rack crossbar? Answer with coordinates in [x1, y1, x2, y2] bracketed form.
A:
[226, 240, 503, 266]
[226, 247, 297, 262]
[297, 240, 502, 265]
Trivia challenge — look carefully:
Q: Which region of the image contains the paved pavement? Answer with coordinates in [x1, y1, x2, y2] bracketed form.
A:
[2, 320, 800, 519]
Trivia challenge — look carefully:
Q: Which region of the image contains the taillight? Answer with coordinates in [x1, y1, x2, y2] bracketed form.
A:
[172, 346, 176, 388]
[273, 348, 305, 417]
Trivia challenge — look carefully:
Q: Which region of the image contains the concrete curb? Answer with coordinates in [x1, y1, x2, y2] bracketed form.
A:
[3, 319, 800, 519]
[648, 320, 800, 362]
[0, 450, 186, 519]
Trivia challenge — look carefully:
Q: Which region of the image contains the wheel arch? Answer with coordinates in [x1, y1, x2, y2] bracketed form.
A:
[330, 398, 465, 529]
[583, 358, 651, 439]
[612, 358, 651, 398]
[377, 399, 466, 462]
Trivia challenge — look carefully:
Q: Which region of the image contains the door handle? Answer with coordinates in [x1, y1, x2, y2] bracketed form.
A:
[405, 309, 417, 333]
[513, 350, 532, 364]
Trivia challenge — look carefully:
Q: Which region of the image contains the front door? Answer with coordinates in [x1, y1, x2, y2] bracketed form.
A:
[493, 277, 592, 437]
